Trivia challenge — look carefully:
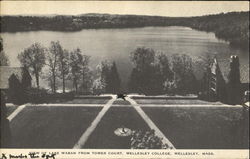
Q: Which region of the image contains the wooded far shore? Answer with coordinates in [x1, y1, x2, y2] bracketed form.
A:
[1, 11, 249, 49]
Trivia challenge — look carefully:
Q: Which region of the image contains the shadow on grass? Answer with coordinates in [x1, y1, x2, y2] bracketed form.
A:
[143, 107, 249, 149]
[84, 107, 150, 149]
[9, 106, 102, 148]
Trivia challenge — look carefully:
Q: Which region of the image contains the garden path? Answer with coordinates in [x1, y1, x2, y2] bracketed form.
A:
[73, 95, 116, 149]
[126, 96, 175, 149]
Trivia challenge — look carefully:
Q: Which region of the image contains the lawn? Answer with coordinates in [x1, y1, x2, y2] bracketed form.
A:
[53, 98, 110, 104]
[143, 107, 249, 149]
[84, 107, 150, 149]
[113, 99, 131, 105]
[6, 105, 18, 116]
[5, 98, 249, 149]
[9, 106, 102, 148]
[134, 99, 223, 105]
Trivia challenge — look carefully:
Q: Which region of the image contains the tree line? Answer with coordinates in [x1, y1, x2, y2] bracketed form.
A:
[0, 38, 246, 104]
[1, 11, 249, 49]
[129, 47, 198, 95]
[0, 37, 9, 66]
[15, 41, 199, 96]
[17, 41, 121, 94]
[1, 38, 199, 95]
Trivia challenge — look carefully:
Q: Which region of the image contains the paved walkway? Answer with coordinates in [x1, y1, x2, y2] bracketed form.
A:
[138, 104, 243, 108]
[126, 97, 175, 149]
[7, 95, 243, 149]
[73, 95, 116, 149]
[7, 103, 242, 108]
[7, 104, 26, 121]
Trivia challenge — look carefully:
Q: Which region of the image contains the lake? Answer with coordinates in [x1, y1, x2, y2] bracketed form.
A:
[1, 26, 249, 88]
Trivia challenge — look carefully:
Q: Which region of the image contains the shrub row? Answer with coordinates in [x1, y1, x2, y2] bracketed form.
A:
[7, 88, 75, 104]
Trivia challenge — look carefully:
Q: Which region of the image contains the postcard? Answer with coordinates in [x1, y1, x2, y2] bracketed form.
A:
[0, 1, 249, 159]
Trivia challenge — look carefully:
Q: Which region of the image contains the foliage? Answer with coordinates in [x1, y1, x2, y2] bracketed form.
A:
[18, 43, 46, 88]
[129, 47, 197, 95]
[196, 53, 215, 92]
[0, 50, 9, 66]
[129, 47, 162, 95]
[189, 12, 249, 49]
[92, 60, 121, 94]
[0, 37, 9, 66]
[102, 61, 121, 93]
[0, 90, 12, 147]
[130, 47, 155, 70]
[92, 77, 106, 95]
[47, 41, 62, 93]
[17, 41, 92, 94]
[130, 129, 172, 149]
[68, 49, 91, 94]
[1, 12, 249, 49]
[171, 54, 198, 95]
[25, 88, 75, 103]
[109, 62, 121, 93]
[227, 56, 241, 104]
[157, 53, 174, 93]
[58, 49, 70, 93]
[79, 54, 91, 93]
[69, 48, 84, 92]
[21, 67, 32, 89]
[8, 74, 26, 104]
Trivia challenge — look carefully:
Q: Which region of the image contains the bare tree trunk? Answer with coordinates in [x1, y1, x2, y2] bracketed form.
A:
[75, 82, 78, 93]
[73, 78, 78, 93]
[53, 71, 56, 93]
[82, 73, 85, 93]
[62, 73, 65, 93]
[35, 72, 40, 88]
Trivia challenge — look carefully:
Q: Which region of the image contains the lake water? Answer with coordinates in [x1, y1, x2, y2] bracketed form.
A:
[1, 26, 249, 88]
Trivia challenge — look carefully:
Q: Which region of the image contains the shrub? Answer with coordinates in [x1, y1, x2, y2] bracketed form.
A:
[130, 129, 173, 149]
[8, 74, 27, 105]
[26, 88, 75, 104]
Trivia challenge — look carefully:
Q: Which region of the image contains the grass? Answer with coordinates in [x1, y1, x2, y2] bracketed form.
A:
[113, 99, 131, 105]
[84, 107, 150, 149]
[5, 97, 248, 149]
[143, 107, 249, 149]
[9, 106, 101, 148]
[134, 99, 222, 105]
[6, 105, 18, 117]
[52, 98, 109, 104]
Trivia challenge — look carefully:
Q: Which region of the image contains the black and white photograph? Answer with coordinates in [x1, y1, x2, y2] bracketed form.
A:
[0, 1, 249, 158]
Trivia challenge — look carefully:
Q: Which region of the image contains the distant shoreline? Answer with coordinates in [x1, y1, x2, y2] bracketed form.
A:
[1, 11, 249, 49]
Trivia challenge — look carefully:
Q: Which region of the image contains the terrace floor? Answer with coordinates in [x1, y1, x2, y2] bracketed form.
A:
[3, 95, 249, 149]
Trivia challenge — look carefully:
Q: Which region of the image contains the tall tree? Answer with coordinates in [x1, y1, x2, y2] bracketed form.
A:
[58, 49, 70, 93]
[171, 54, 197, 94]
[18, 43, 46, 88]
[92, 60, 121, 94]
[128, 68, 140, 93]
[21, 67, 32, 89]
[91, 63, 106, 95]
[80, 55, 91, 93]
[228, 55, 241, 104]
[100, 60, 112, 93]
[107, 62, 121, 93]
[157, 53, 174, 93]
[8, 74, 24, 104]
[47, 41, 62, 93]
[0, 37, 9, 66]
[197, 53, 215, 93]
[129, 47, 160, 95]
[130, 47, 155, 70]
[69, 48, 83, 93]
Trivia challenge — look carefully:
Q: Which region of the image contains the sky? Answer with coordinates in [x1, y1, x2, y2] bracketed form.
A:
[0, 1, 249, 17]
